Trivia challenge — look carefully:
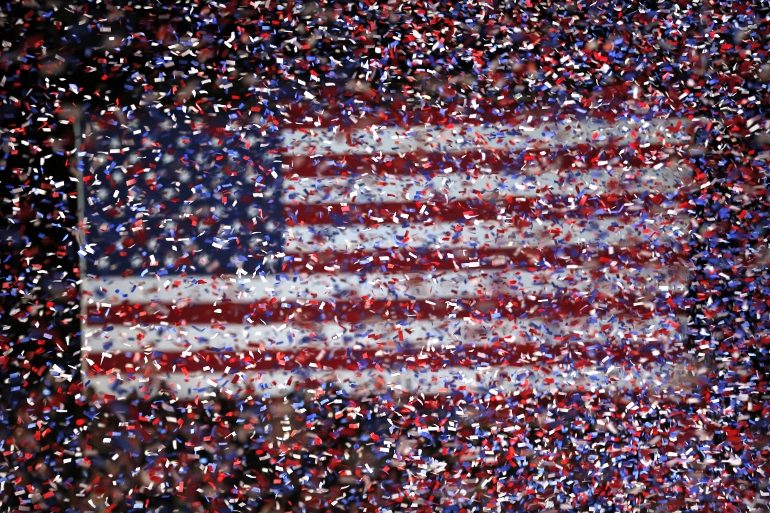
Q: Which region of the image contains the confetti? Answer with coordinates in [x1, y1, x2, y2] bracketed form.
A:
[1, 1, 769, 511]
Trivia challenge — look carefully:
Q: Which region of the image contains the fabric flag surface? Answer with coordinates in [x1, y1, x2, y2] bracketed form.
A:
[81, 97, 696, 399]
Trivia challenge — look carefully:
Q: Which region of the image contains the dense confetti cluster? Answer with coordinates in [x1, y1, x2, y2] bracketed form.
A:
[2, 1, 770, 512]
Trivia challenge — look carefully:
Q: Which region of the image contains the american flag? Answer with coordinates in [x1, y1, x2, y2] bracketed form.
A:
[81, 95, 695, 400]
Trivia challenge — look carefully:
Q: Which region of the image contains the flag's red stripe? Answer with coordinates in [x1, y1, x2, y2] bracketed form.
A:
[280, 244, 687, 273]
[85, 342, 677, 375]
[281, 145, 690, 178]
[278, 86, 690, 127]
[80, 393, 704, 422]
[283, 194, 675, 227]
[86, 294, 683, 326]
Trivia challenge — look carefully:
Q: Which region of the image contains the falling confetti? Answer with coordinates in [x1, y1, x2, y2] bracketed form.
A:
[1, 1, 770, 512]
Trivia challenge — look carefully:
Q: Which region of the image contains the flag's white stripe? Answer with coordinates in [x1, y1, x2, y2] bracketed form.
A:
[83, 267, 687, 305]
[281, 166, 690, 205]
[284, 216, 690, 254]
[280, 118, 692, 157]
[83, 314, 686, 352]
[83, 361, 697, 399]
